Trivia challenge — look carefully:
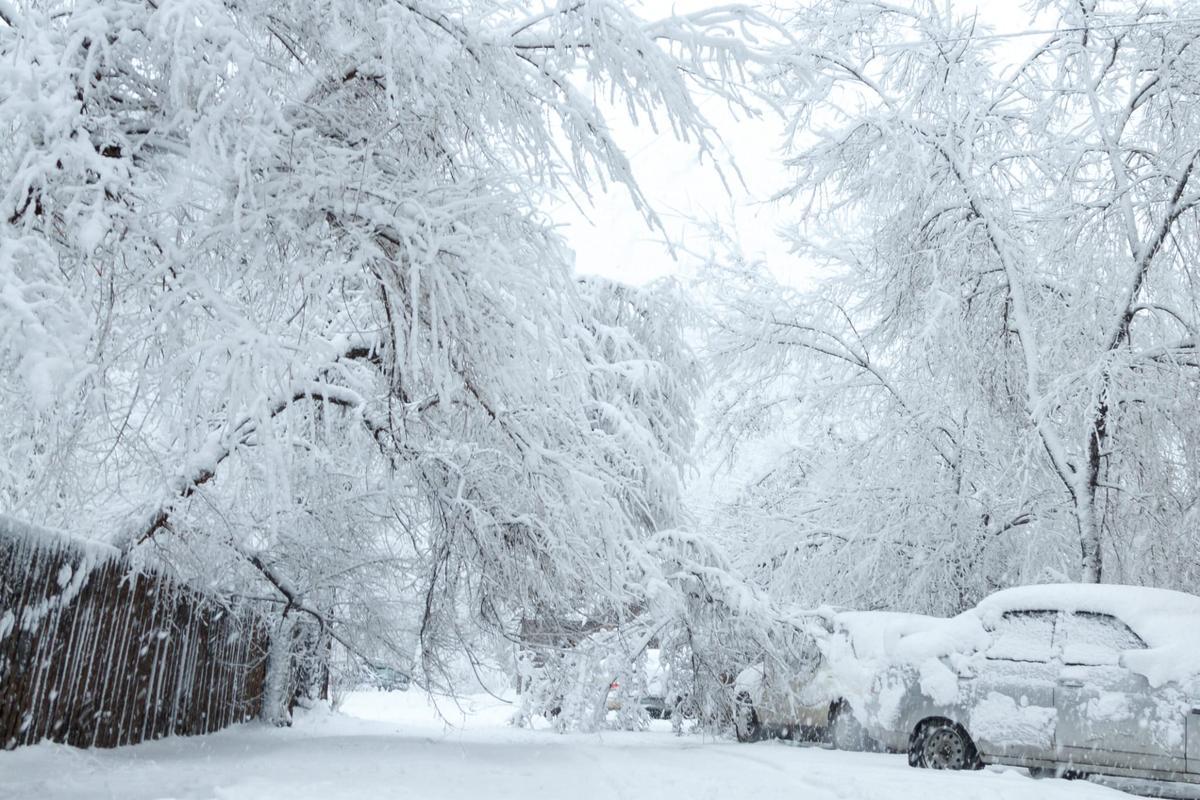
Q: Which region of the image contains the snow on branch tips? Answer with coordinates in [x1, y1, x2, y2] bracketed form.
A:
[0, 0, 768, 707]
[699, 0, 1200, 614]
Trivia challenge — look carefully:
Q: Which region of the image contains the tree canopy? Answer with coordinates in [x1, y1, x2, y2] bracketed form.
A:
[705, 0, 1200, 612]
[0, 0, 768, 698]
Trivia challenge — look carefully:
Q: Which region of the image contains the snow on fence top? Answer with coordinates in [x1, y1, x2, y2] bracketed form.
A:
[0, 514, 123, 640]
[0, 513, 121, 562]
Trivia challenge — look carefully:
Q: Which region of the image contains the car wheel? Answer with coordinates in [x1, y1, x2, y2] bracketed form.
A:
[1029, 766, 1086, 780]
[735, 691, 763, 743]
[829, 701, 868, 751]
[910, 719, 981, 770]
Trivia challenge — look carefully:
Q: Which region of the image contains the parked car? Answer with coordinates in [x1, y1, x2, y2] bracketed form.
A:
[860, 584, 1200, 785]
[733, 610, 937, 749]
[638, 648, 677, 719]
[366, 665, 411, 692]
[733, 659, 849, 744]
[731, 612, 828, 743]
[607, 648, 687, 719]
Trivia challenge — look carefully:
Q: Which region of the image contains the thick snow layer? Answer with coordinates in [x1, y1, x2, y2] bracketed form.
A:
[834, 611, 943, 660]
[804, 611, 946, 706]
[872, 584, 1200, 689]
[0, 690, 1139, 800]
[644, 647, 667, 697]
[1, 513, 123, 640]
[978, 585, 1200, 689]
[0, 513, 120, 561]
[734, 662, 764, 693]
[974, 584, 1200, 650]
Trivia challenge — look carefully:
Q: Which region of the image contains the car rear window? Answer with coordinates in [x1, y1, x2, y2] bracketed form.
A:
[1054, 611, 1145, 665]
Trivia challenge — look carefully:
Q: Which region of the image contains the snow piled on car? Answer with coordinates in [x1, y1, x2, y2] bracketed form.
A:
[867, 584, 1200, 689]
[975, 584, 1200, 689]
[823, 612, 943, 694]
[815, 583, 1200, 742]
[969, 692, 1056, 749]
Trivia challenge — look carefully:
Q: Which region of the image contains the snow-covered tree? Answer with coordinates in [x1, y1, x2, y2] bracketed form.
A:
[704, 0, 1200, 610]
[515, 524, 825, 733]
[0, 0, 767, 697]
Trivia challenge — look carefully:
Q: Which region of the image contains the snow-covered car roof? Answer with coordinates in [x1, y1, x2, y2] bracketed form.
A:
[888, 583, 1200, 688]
[973, 583, 1200, 649]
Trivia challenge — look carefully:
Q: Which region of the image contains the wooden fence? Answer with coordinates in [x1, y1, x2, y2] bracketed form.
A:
[0, 516, 270, 749]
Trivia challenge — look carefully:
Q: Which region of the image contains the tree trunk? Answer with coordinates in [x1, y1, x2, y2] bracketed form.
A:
[1077, 494, 1103, 584]
[263, 615, 297, 726]
[1078, 399, 1109, 584]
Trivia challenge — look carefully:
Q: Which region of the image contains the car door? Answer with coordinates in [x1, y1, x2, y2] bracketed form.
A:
[1189, 708, 1200, 774]
[1054, 611, 1187, 775]
[964, 610, 1059, 762]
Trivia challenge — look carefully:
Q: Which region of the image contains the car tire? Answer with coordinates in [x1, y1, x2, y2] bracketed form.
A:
[829, 701, 869, 751]
[1028, 766, 1087, 780]
[910, 719, 982, 770]
[734, 691, 764, 743]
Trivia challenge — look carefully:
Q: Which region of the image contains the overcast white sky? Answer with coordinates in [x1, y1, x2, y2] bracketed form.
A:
[561, 1, 1046, 290]
[561, 91, 791, 286]
[563, 1, 1054, 506]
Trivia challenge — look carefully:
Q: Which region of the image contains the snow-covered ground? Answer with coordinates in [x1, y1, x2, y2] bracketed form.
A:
[0, 690, 1177, 800]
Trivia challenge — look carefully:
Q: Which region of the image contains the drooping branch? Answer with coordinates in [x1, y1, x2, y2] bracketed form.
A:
[238, 544, 413, 683]
[0, 0, 20, 29]
[115, 343, 438, 552]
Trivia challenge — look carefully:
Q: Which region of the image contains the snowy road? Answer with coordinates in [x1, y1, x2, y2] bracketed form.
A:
[0, 691, 1156, 800]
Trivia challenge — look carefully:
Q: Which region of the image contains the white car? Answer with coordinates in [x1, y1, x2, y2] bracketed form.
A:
[606, 648, 679, 718]
[859, 584, 1200, 785]
[734, 610, 939, 748]
[733, 659, 842, 744]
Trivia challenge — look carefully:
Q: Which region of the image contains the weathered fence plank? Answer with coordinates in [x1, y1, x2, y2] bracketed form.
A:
[0, 516, 270, 749]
